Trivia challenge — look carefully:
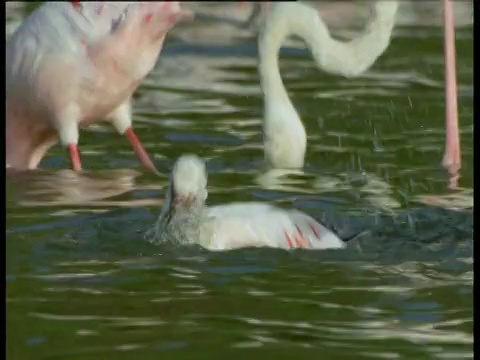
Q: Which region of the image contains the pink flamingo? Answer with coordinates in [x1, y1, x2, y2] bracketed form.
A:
[6, 2, 193, 172]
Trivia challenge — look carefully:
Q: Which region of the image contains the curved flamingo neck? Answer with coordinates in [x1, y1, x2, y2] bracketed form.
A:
[259, 1, 398, 124]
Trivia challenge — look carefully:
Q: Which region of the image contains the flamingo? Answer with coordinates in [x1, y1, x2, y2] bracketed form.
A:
[250, 0, 462, 186]
[147, 154, 349, 251]
[6, 2, 193, 172]
[258, 1, 398, 169]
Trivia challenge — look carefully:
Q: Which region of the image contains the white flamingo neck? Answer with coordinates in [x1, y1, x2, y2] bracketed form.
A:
[260, 2, 398, 80]
[259, 13, 307, 168]
[258, 1, 398, 168]
[258, 25, 288, 103]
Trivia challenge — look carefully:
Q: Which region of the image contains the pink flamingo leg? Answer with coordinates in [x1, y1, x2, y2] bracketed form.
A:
[442, 0, 461, 186]
[68, 144, 82, 172]
[71, 1, 81, 12]
[124, 128, 157, 172]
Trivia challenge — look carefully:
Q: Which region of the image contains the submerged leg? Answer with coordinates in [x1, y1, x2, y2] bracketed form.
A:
[68, 144, 82, 171]
[57, 105, 82, 172]
[109, 100, 157, 172]
[124, 128, 157, 172]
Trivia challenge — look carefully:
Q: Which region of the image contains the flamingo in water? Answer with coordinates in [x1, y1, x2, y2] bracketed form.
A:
[147, 154, 350, 251]
[257, 1, 398, 169]
[6, 2, 193, 172]
[251, 0, 461, 186]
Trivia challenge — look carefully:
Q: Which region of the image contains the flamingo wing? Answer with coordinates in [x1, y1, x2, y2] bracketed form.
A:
[203, 203, 345, 251]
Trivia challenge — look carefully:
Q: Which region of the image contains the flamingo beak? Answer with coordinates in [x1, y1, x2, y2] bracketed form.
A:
[174, 193, 197, 209]
[165, 186, 196, 225]
[166, 7, 194, 26]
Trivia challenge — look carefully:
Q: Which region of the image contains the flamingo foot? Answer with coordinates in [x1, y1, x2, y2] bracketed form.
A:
[124, 127, 157, 172]
[68, 144, 82, 172]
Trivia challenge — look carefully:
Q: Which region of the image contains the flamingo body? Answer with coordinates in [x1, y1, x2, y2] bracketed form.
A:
[6, 2, 192, 171]
[203, 202, 345, 251]
[148, 155, 346, 251]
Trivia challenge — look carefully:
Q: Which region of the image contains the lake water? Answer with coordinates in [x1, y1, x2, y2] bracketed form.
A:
[6, 2, 473, 359]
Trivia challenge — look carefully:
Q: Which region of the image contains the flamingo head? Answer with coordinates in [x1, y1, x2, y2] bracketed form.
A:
[168, 154, 208, 211]
[150, 154, 207, 240]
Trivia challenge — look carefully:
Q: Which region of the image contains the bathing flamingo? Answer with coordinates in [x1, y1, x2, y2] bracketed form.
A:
[147, 154, 348, 251]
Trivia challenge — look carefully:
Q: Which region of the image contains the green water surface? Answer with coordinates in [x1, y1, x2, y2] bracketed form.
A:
[6, 3, 473, 359]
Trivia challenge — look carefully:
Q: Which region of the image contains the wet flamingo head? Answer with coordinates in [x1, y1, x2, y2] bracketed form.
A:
[169, 154, 208, 210]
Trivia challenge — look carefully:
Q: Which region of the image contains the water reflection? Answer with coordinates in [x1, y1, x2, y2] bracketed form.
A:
[7, 168, 163, 209]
